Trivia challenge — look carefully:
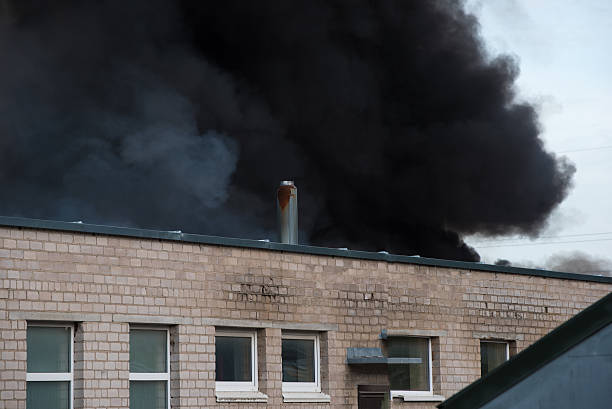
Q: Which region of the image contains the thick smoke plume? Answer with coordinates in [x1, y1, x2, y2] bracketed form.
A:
[497, 252, 612, 277]
[546, 252, 612, 277]
[0, 0, 574, 261]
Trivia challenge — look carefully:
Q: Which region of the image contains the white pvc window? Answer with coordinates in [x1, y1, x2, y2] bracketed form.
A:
[129, 327, 170, 409]
[282, 332, 321, 393]
[215, 329, 258, 392]
[480, 341, 510, 377]
[387, 337, 433, 398]
[26, 323, 74, 409]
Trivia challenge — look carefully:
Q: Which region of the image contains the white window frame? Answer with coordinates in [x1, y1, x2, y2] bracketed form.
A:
[281, 332, 321, 393]
[215, 329, 258, 392]
[388, 337, 433, 399]
[129, 326, 170, 409]
[480, 340, 510, 375]
[26, 322, 74, 409]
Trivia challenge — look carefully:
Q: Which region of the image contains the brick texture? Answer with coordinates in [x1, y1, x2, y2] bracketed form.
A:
[0, 226, 611, 408]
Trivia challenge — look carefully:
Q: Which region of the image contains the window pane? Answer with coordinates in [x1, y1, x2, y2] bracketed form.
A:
[27, 326, 71, 373]
[282, 339, 315, 382]
[387, 337, 430, 391]
[27, 381, 70, 409]
[215, 336, 252, 381]
[130, 381, 167, 409]
[130, 329, 167, 373]
[481, 342, 508, 376]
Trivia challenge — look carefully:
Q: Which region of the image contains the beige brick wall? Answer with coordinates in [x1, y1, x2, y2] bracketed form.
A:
[1, 225, 611, 409]
[73, 322, 129, 409]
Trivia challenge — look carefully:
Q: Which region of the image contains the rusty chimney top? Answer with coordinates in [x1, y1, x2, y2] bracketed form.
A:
[277, 181, 298, 244]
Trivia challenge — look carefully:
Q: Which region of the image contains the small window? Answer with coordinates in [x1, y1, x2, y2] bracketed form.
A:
[387, 337, 432, 396]
[26, 323, 73, 409]
[215, 330, 258, 392]
[129, 327, 170, 409]
[480, 341, 509, 377]
[282, 333, 321, 393]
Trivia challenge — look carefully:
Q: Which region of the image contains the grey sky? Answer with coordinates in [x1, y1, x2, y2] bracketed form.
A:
[464, 0, 612, 267]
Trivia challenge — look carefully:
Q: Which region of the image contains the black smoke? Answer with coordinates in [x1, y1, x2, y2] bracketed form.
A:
[0, 0, 574, 261]
[497, 253, 612, 277]
[546, 252, 612, 276]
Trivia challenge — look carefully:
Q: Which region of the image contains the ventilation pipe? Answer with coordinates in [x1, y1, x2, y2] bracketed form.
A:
[277, 181, 298, 244]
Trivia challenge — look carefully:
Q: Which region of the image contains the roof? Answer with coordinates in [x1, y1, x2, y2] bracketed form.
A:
[1, 215, 612, 284]
[438, 291, 612, 409]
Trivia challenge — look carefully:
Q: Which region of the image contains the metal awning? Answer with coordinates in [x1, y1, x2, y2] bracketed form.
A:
[346, 348, 422, 365]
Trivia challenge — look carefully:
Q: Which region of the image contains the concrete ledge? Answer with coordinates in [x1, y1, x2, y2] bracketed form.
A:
[11, 312, 337, 331]
[381, 329, 448, 338]
[216, 390, 268, 403]
[391, 392, 445, 402]
[283, 391, 331, 403]
[401, 394, 445, 402]
[473, 332, 524, 341]
[10, 311, 102, 322]
[205, 318, 338, 332]
[112, 314, 192, 325]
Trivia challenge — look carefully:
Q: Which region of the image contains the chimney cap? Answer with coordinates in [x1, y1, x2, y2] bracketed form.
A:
[280, 180, 294, 186]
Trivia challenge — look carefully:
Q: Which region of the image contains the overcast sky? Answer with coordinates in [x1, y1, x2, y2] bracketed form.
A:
[464, 0, 612, 268]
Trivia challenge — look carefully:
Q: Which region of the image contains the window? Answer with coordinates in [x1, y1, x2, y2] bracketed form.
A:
[129, 327, 170, 409]
[26, 323, 73, 409]
[387, 337, 432, 397]
[480, 341, 509, 377]
[282, 333, 320, 392]
[215, 329, 258, 392]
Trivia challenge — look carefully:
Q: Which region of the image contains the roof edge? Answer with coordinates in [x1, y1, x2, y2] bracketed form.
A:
[1, 215, 611, 284]
[438, 291, 612, 409]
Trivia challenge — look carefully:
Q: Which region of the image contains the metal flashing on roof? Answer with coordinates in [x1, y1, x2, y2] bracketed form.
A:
[0, 215, 611, 284]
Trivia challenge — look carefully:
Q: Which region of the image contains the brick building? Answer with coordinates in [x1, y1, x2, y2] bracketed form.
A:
[1, 216, 611, 409]
[439, 292, 612, 409]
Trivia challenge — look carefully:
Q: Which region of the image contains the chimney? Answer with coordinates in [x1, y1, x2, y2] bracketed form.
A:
[277, 181, 298, 244]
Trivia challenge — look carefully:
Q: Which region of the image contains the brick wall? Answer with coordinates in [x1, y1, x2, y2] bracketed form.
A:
[1, 225, 610, 408]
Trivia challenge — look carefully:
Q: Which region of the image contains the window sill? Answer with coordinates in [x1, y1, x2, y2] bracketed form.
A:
[215, 390, 268, 403]
[391, 392, 445, 402]
[283, 391, 331, 403]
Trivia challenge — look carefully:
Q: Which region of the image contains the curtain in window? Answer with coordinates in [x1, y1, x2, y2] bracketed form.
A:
[387, 337, 429, 391]
[27, 326, 71, 409]
[130, 380, 167, 409]
[282, 339, 315, 382]
[480, 342, 507, 376]
[27, 326, 71, 373]
[130, 329, 167, 373]
[27, 381, 69, 409]
[215, 336, 252, 381]
[129, 329, 168, 409]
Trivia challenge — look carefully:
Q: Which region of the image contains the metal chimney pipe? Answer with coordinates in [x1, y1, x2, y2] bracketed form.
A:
[277, 181, 298, 244]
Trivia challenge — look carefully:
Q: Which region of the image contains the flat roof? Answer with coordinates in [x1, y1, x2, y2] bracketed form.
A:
[1, 215, 611, 284]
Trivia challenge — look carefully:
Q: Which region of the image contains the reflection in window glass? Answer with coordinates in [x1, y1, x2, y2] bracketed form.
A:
[27, 326, 71, 373]
[282, 338, 315, 382]
[129, 328, 169, 409]
[387, 337, 430, 391]
[130, 380, 167, 409]
[130, 329, 167, 373]
[216, 336, 252, 381]
[26, 325, 72, 409]
[27, 381, 70, 409]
